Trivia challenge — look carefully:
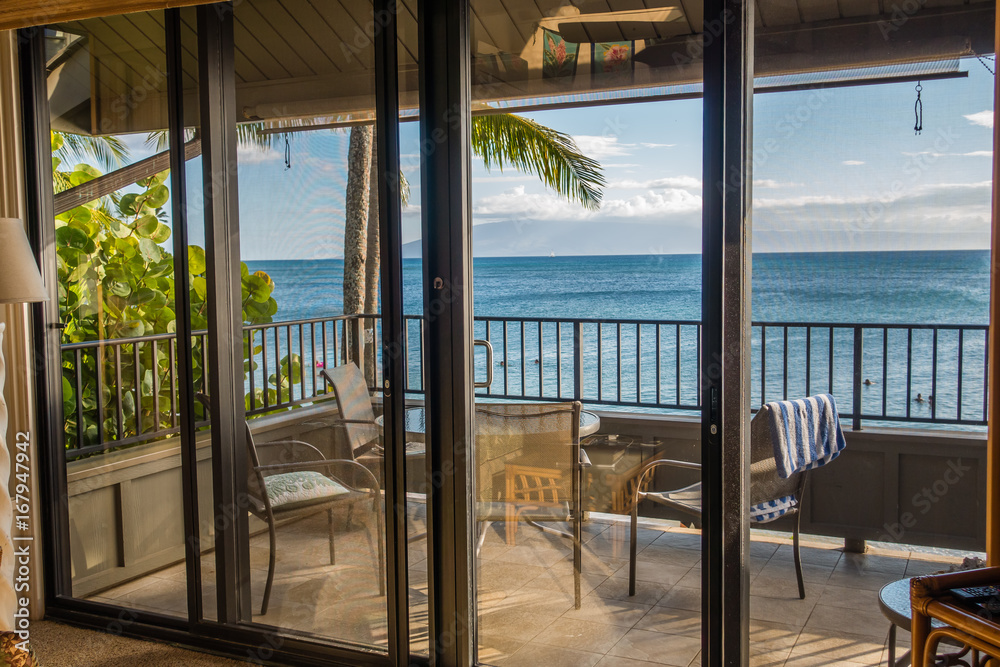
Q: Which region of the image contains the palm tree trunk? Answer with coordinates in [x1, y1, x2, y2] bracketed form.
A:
[364, 128, 380, 385]
[343, 125, 373, 366]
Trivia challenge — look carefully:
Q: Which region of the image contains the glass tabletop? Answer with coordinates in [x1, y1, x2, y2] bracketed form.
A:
[376, 405, 600, 437]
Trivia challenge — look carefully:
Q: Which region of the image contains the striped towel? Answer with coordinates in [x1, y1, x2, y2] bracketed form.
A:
[766, 394, 847, 479]
[751, 496, 797, 523]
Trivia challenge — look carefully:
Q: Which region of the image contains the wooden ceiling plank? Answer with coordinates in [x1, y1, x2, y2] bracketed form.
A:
[236, 2, 317, 79]
[307, 0, 374, 70]
[281, 0, 352, 74]
[674, 0, 701, 36]
[797, 0, 839, 23]
[496, 0, 541, 44]
[758, 0, 804, 26]
[257, 1, 340, 77]
[836, 0, 879, 18]
[177, 10, 203, 88]
[233, 11, 293, 82]
[396, 0, 419, 66]
[473, 0, 532, 54]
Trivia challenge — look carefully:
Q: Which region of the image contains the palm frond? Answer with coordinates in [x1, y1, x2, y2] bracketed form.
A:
[55, 132, 130, 171]
[237, 123, 276, 150]
[471, 113, 606, 211]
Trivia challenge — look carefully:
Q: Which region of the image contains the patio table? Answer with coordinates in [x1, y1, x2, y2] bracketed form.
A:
[879, 577, 969, 667]
[375, 406, 601, 440]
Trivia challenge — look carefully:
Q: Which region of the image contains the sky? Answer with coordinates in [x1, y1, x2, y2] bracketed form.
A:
[113, 56, 996, 260]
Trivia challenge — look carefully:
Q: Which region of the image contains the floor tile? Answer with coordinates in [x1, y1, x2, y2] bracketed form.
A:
[501, 642, 604, 667]
[532, 617, 631, 654]
[803, 603, 891, 640]
[562, 596, 653, 628]
[633, 607, 701, 637]
[608, 628, 701, 666]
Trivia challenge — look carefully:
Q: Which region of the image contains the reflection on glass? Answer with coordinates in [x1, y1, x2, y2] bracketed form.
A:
[468, 3, 705, 664]
[231, 0, 388, 647]
[748, 0, 994, 662]
[49, 11, 191, 617]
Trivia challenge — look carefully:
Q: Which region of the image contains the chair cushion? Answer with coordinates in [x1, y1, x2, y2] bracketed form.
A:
[265, 471, 351, 510]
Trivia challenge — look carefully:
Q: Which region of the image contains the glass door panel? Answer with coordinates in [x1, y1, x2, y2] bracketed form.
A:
[468, 4, 705, 663]
[46, 10, 192, 617]
[230, 0, 389, 646]
[748, 2, 994, 664]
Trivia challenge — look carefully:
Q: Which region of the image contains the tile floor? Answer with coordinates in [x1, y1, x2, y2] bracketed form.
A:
[78, 507, 964, 667]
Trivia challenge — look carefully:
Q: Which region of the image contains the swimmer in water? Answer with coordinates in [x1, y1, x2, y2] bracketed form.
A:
[915, 393, 924, 403]
[863, 378, 875, 386]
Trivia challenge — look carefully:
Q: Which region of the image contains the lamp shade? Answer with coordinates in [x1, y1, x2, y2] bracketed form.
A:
[0, 218, 47, 303]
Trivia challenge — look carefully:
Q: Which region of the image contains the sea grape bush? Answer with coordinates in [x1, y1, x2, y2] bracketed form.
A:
[53, 132, 295, 452]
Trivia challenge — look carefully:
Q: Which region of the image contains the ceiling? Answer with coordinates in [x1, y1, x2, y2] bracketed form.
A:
[46, 0, 994, 135]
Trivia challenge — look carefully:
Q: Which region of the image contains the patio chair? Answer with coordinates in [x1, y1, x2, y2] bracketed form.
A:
[474, 401, 589, 609]
[627, 403, 810, 599]
[195, 395, 385, 615]
[320, 362, 425, 541]
[320, 362, 425, 462]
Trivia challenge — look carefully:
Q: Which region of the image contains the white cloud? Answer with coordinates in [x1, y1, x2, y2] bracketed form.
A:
[965, 111, 993, 128]
[640, 142, 676, 149]
[571, 135, 635, 158]
[753, 181, 992, 247]
[753, 179, 802, 189]
[902, 150, 992, 158]
[842, 160, 865, 166]
[237, 145, 283, 164]
[473, 184, 701, 221]
[611, 175, 702, 190]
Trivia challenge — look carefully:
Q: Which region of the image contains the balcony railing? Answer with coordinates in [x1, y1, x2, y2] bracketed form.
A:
[61, 314, 989, 458]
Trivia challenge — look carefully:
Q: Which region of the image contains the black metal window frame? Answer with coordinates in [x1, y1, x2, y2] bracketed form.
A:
[20, 0, 756, 665]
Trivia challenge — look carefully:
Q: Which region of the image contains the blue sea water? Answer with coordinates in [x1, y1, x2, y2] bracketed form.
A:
[249, 250, 989, 324]
[246, 250, 991, 428]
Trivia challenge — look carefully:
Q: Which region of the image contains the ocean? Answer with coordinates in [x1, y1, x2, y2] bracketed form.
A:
[246, 250, 991, 428]
[249, 250, 990, 324]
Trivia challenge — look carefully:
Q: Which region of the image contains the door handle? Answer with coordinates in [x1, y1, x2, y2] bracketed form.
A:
[474, 339, 493, 389]
[709, 386, 719, 435]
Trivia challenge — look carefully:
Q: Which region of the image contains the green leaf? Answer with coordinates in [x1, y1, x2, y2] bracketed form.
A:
[50, 132, 64, 151]
[55, 225, 90, 251]
[59, 206, 92, 226]
[192, 276, 208, 300]
[138, 238, 162, 263]
[68, 164, 102, 186]
[188, 246, 207, 275]
[134, 215, 159, 238]
[143, 184, 169, 209]
[119, 193, 140, 216]
[243, 274, 272, 303]
[150, 222, 171, 243]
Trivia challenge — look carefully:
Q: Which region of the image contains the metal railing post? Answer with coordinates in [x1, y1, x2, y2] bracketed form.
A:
[852, 326, 863, 431]
[349, 316, 363, 367]
[573, 321, 583, 401]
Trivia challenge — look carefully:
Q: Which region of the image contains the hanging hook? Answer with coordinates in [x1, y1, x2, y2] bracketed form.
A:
[284, 135, 292, 170]
[914, 82, 923, 135]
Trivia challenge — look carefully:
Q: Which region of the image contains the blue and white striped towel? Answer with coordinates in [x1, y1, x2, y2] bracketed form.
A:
[751, 496, 797, 523]
[766, 394, 847, 479]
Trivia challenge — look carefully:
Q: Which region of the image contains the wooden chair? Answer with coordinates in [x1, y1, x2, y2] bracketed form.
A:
[474, 401, 589, 608]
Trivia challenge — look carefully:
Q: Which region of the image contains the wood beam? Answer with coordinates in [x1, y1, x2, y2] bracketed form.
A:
[52, 138, 200, 216]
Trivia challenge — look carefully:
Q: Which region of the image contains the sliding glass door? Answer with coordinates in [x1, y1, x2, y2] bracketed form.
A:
[26, 0, 763, 664]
